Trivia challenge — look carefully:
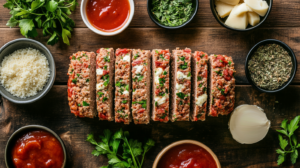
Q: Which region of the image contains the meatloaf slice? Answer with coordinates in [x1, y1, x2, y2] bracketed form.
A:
[67, 51, 96, 118]
[152, 49, 171, 123]
[131, 49, 151, 124]
[115, 48, 132, 124]
[96, 48, 115, 121]
[171, 48, 192, 122]
[209, 54, 235, 117]
[191, 51, 208, 121]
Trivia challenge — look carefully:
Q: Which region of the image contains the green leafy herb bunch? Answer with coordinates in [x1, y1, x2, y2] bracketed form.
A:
[3, 0, 77, 45]
[87, 129, 155, 168]
[276, 116, 300, 165]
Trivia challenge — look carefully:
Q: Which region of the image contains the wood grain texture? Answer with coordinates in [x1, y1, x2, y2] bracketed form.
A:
[1, 0, 300, 28]
[0, 85, 300, 168]
[0, 27, 299, 84]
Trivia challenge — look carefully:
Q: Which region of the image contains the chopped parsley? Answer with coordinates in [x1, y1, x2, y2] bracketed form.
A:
[215, 70, 223, 76]
[72, 56, 76, 60]
[82, 101, 90, 106]
[228, 61, 232, 65]
[203, 87, 207, 92]
[104, 56, 110, 62]
[176, 92, 185, 99]
[76, 74, 80, 77]
[180, 57, 185, 61]
[161, 114, 166, 119]
[163, 71, 167, 75]
[179, 62, 188, 70]
[159, 78, 165, 87]
[160, 54, 165, 60]
[125, 85, 129, 91]
[155, 50, 159, 54]
[103, 97, 108, 102]
[159, 92, 165, 96]
[104, 65, 107, 70]
[78, 103, 81, 107]
[86, 79, 90, 82]
[98, 92, 104, 97]
[197, 76, 202, 81]
[187, 72, 191, 77]
[122, 100, 128, 104]
[72, 78, 77, 84]
[165, 89, 168, 93]
[134, 74, 144, 82]
[199, 83, 202, 88]
[132, 100, 147, 109]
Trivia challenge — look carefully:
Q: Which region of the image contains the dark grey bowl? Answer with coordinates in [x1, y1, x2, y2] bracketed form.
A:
[210, 0, 273, 31]
[245, 39, 297, 93]
[5, 125, 67, 168]
[147, 0, 199, 29]
[0, 38, 56, 104]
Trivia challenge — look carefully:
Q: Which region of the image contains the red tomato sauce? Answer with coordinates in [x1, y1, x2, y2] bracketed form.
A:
[86, 0, 130, 32]
[11, 130, 64, 168]
[157, 144, 218, 168]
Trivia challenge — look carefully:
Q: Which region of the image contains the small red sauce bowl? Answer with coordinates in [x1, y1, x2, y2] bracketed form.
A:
[5, 125, 67, 168]
[153, 140, 221, 168]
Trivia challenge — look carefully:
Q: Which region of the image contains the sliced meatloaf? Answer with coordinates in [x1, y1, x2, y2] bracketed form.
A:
[115, 49, 132, 124]
[191, 51, 208, 121]
[152, 49, 171, 123]
[209, 54, 235, 117]
[171, 48, 192, 121]
[131, 49, 151, 124]
[67, 51, 96, 118]
[96, 48, 115, 121]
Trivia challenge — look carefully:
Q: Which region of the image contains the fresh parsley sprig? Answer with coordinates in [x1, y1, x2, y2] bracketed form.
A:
[276, 116, 300, 165]
[3, 0, 77, 45]
[87, 129, 155, 168]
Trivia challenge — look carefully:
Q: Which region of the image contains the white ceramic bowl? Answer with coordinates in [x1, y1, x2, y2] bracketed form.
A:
[81, 0, 135, 36]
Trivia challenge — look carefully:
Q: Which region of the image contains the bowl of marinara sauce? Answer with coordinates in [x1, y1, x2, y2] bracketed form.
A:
[153, 140, 221, 168]
[5, 125, 66, 168]
[81, 0, 134, 36]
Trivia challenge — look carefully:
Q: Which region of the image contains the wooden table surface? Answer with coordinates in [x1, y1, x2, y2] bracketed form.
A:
[1, 0, 300, 167]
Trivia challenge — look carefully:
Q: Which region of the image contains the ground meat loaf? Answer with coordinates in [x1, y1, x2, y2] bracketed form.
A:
[67, 51, 96, 118]
[96, 48, 115, 121]
[171, 48, 192, 121]
[191, 51, 208, 121]
[132, 49, 151, 124]
[152, 49, 171, 123]
[209, 54, 235, 117]
[115, 48, 132, 124]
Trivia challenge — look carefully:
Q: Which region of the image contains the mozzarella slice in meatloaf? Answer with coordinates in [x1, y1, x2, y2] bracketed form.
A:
[67, 51, 96, 118]
[115, 49, 132, 124]
[152, 49, 171, 122]
[191, 51, 208, 121]
[209, 54, 235, 117]
[171, 48, 192, 121]
[131, 49, 151, 124]
[96, 48, 115, 121]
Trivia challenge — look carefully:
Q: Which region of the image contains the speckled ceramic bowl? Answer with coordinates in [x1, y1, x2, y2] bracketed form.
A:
[0, 38, 56, 104]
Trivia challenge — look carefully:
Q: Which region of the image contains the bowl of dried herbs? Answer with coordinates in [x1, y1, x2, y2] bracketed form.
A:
[147, 0, 198, 29]
[245, 39, 297, 93]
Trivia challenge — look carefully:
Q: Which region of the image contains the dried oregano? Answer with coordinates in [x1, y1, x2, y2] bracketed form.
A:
[248, 44, 293, 90]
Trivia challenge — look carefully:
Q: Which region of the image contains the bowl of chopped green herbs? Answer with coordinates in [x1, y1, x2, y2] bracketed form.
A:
[245, 39, 297, 93]
[147, 0, 198, 29]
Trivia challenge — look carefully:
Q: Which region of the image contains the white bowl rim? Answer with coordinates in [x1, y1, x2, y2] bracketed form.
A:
[80, 0, 135, 36]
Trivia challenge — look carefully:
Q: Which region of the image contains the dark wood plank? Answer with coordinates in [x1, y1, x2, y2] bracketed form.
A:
[0, 0, 300, 28]
[0, 85, 300, 167]
[0, 27, 299, 84]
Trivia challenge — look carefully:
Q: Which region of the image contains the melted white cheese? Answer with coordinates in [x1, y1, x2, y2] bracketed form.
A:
[96, 68, 104, 75]
[123, 55, 131, 62]
[123, 90, 129, 95]
[155, 95, 169, 106]
[176, 83, 185, 92]
[177, 71, 191, 80]
[96, 83, 105, 90]
[155, 68, 163, 84]
[196, 94, 207, 106]
[134, 65, 144, 74]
